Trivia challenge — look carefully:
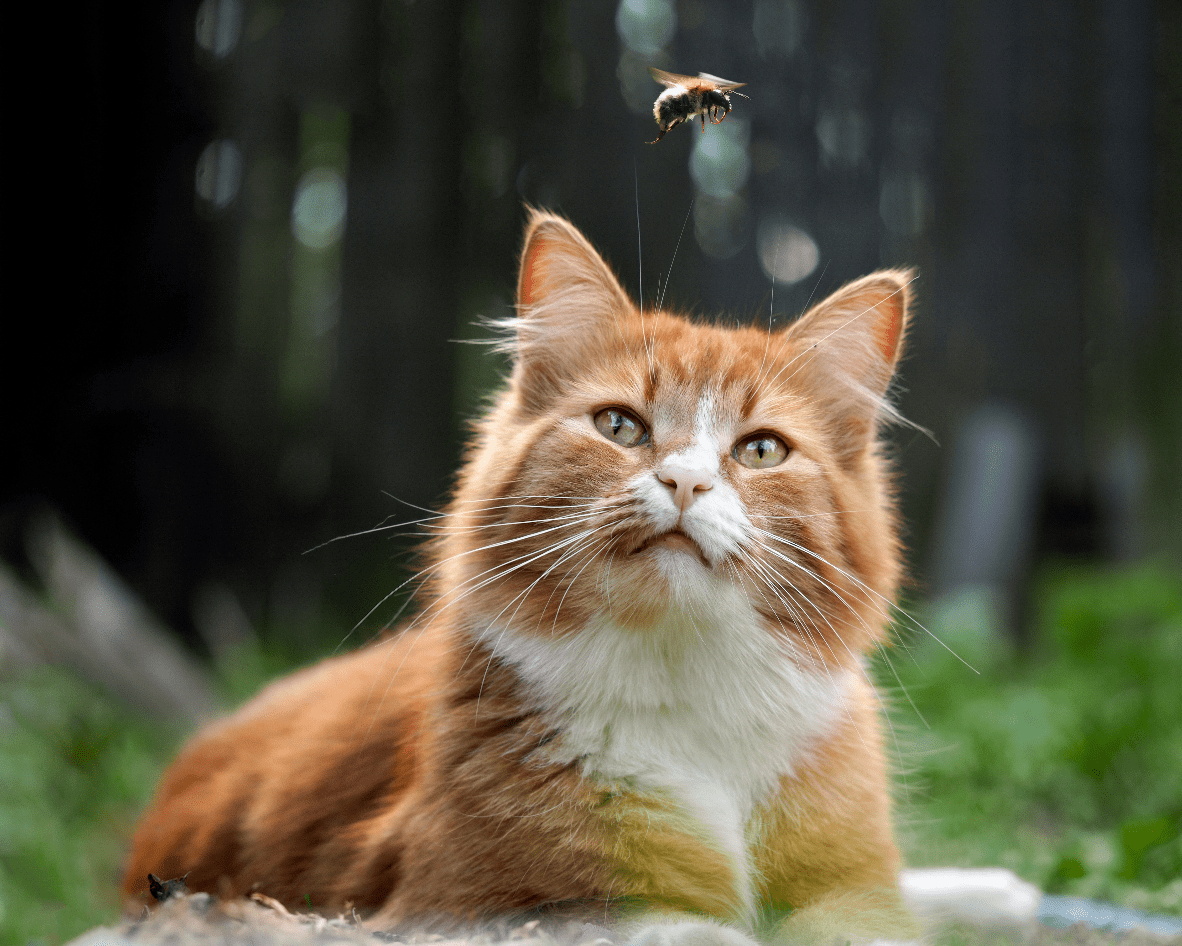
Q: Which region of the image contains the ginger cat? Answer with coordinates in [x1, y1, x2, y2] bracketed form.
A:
[123, 210, 918, 946]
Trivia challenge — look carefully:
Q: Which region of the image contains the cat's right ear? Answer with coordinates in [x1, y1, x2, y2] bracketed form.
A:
[512, 209, 633, 410]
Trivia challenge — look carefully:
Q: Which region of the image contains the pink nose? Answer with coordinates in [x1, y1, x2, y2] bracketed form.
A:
[658, 465, 714, 513]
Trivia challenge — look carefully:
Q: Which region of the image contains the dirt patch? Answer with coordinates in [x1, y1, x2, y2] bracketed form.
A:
[67, 893, 617, 946]
[65, 893, 1182, 946]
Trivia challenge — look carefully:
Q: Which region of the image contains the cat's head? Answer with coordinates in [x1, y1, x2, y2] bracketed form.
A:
[436, 210, 912, 670]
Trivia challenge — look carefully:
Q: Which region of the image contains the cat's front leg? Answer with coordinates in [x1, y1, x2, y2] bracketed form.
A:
[620, 911, 761, 946]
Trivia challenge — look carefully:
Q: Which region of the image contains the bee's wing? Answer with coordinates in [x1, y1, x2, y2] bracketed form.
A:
[649, 67, 698, 88]
[696, 72, 746, 90]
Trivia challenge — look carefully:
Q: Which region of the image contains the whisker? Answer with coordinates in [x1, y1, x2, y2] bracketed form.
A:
[728, 559, 821, 670]
[338, 513, 606, 653]
[430, 525, 610, 644]
[381, 491, 604, 517]
[874, 640, 928, 729]
[499, 530, 606, 631]
[303, 515, 443, 555]
[418, 523, 607, 636]
[744, 545, 911, 753]
[456, 493, 603, 503]
[364, 523, 612, 729]
[755, 263, 831, 391]
[468, 527, 613, 712]
[549, 538, 610, 631]
[634, 164, 657, 383]
[656, 199, 694, 320]
[532, 531, 612, 632]
[743, 552, 844, 669]
[738, 554, 869, 749]
[753, 527, 974, 671]
[634, 158, 643, 308]
[803, 260, 831, 314]
[751, 543, 966, 771]
[420, 509, 607, 535]
[748, 533, 895, 653]
[753, 220, 785, 386]
[757, 510, 868, 521]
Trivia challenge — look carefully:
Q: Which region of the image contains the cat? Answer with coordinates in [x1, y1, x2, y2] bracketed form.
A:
[122, 209, 919, 946]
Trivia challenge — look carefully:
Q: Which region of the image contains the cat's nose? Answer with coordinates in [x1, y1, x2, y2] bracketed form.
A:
[657, 465, 714, 513]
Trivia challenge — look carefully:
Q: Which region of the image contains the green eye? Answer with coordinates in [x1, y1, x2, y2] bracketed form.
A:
[734, 434, 789, 469]
[594, 408, 648, 447]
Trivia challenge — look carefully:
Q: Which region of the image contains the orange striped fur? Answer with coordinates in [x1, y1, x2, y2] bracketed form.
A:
[123, 211, 919, 945]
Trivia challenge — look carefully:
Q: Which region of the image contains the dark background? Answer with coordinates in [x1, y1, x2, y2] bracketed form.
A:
[3, 0, 1179, 657]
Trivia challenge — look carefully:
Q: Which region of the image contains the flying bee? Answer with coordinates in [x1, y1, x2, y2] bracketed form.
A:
[648, 68, 749, 143]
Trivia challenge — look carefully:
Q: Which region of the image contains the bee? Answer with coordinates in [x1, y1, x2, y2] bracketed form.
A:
[648, 68, 749, 143]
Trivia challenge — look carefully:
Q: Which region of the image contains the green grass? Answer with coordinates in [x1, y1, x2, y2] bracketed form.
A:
[882, 563, 1182, 917]
[0, 667, 176, 945]
[2, 564, 1181, 944]
[0, 638, 307, 946]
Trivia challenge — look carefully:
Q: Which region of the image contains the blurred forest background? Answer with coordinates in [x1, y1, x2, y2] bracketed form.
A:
[1, 0, 1180, 941]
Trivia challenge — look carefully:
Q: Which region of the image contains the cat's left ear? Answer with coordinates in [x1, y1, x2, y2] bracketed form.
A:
[785, 269, 914, 464]
[512, 209, 633, 411]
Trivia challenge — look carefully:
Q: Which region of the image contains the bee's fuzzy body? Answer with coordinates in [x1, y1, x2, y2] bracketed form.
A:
[648, 70, 748, 142]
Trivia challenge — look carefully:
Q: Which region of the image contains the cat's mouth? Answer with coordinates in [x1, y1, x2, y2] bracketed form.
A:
[631, 529, 711, 568]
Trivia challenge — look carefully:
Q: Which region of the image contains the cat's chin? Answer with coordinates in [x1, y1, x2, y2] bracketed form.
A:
[600, 536, 731, 627]
[630, 529, 712, 570]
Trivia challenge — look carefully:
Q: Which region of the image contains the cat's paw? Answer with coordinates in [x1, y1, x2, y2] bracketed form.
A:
[627, 919, 759, 946]
[768, 887, 920, 946]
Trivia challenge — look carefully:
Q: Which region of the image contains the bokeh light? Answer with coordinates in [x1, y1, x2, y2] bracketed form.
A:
[615, 0, 677, 57]
[879, 172, 930, 236]
[194, 0, 242, 59]
[194, 139, 243, 209]
[815, 108, 868, 167]
[689, 118, 751, 200]
[291, 168, 347, 250]
[756, 214, 820, 284]
[694, 194, 750, 260]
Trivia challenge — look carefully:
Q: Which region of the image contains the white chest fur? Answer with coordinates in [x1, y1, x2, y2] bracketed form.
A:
[480, 583, 854, 918]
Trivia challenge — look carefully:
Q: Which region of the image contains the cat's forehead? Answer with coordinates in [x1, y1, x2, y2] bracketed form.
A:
[612, 316, 798, 421]
[642, 374, 737, 434]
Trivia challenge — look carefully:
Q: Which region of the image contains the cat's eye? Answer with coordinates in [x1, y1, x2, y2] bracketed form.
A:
[734, 434, 789, 469]
[593, 408, 648, 447]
